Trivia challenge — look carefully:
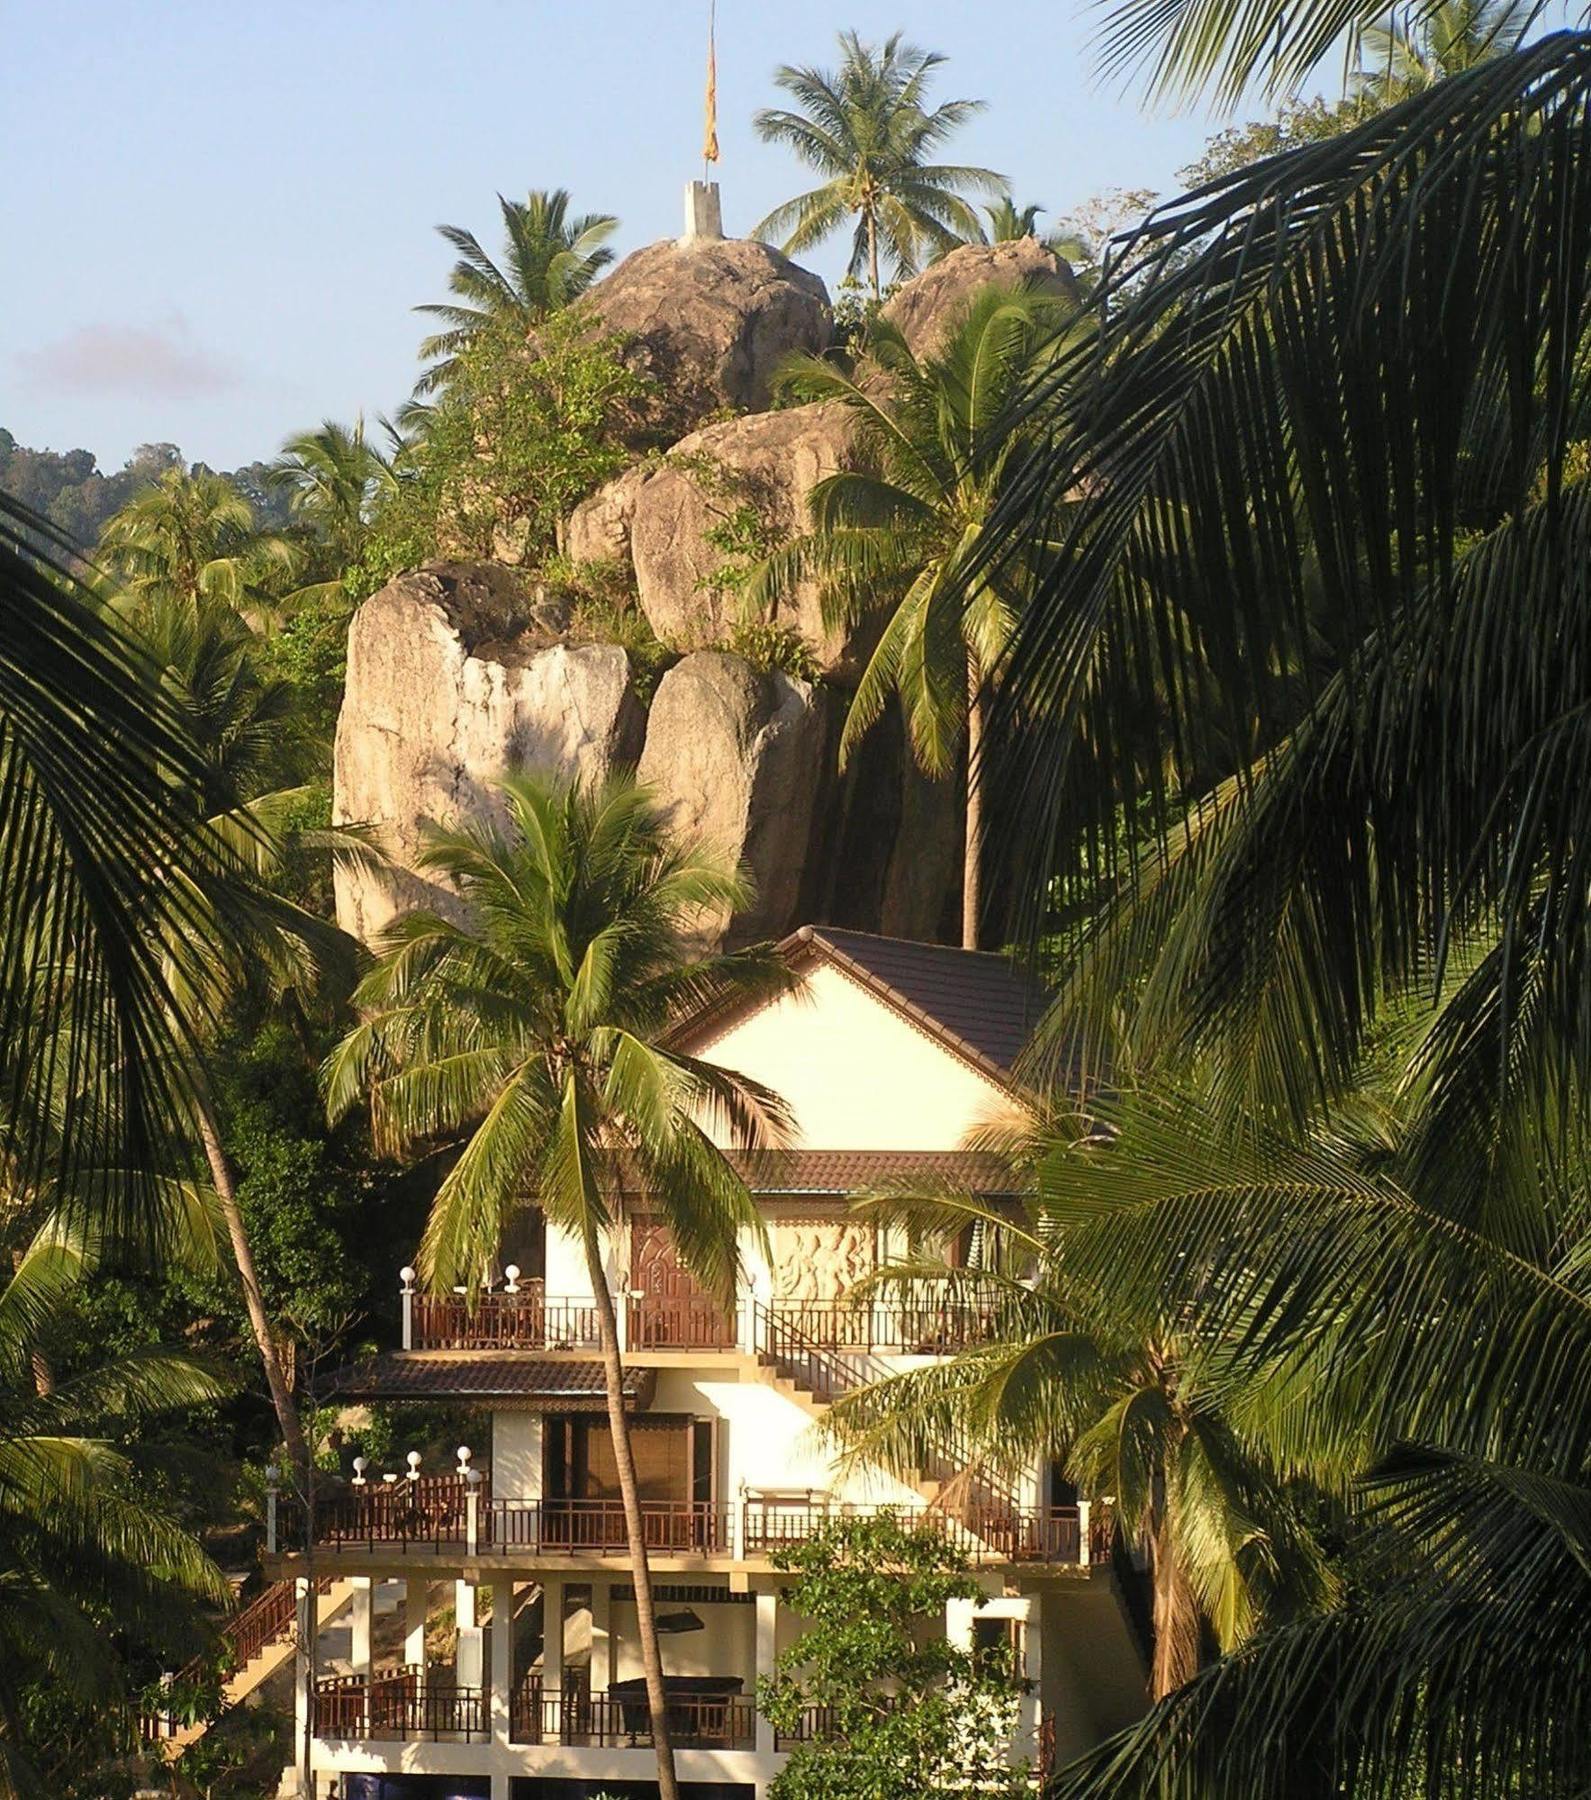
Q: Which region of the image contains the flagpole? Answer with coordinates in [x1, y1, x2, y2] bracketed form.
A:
[704, 0, 718, 185]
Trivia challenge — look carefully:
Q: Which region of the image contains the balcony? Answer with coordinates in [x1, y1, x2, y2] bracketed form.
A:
[511, 1683, 756, 1750]
[410, 1289, 600, 1351]
[279, 1483, 1100, 1566]
[402, 1275, 1001, 1358]
[314, 1668, 485, 1742]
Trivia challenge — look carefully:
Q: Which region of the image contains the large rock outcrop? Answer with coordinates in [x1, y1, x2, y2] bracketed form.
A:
[333, 564, 645, 942]
[882, 238, 1080, 357]
[622, 402, 863, 677]
[637, 651, 828, 948]
[584, 237, 832, 443]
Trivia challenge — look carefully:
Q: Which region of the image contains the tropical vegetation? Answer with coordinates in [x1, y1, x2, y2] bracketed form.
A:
[752, 286, 1069, 947]
[323, 771, 795, 1800]
[753, 30, 1007, 297]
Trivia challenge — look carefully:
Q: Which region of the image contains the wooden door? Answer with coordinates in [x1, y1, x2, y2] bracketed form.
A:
[628, 1221, 735, 1349]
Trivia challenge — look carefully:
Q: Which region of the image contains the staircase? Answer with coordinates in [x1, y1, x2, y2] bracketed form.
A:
[147, 1576, 356, 1758]
[751, 1302, 1028, 1531]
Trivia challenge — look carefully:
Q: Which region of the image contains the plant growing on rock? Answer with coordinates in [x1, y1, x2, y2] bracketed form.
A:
[416, 187, 620, 395]
[753, 31, 1007, 300]
[751, 285, 1069, 947]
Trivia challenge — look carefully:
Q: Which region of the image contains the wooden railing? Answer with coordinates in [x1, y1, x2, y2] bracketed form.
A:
[513, 1686, 755, 1750]
[741, 1499, 1082, 1563]
[284, 1474, 482, 1551]
[224, 1577, 302, 1668]
[767, 1298, 1002, 1355]
[314, 1668, 485, 1741]
[412, 1289, 600, 1350]
[491, 1498, 730, 1555]
[625, 1297, 738, 1351]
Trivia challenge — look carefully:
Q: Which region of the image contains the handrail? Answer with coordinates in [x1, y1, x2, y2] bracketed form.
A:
[752, 1302, 1024, 1517]
[411, 1290, 601, 1350]
[742, 1497, 1082, 1564]
[314, 1667, 486, 1742]
[491, 1498, 730, 1555]
[514, 1686, 756, 1750]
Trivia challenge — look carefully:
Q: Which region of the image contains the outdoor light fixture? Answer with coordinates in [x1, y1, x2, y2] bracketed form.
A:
[654, 1609, 706, 1635]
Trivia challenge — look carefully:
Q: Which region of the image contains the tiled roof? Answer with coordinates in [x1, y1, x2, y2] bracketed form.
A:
[726, 1149, 1019, 1195]
[324, 1354, 655, 1410]
[789, 927, 1051, 1082]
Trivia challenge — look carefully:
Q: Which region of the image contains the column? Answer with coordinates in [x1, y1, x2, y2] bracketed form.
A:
[294, 1578, 312, 1770]
[405, 1579, 429, 1672]
[946, 1595, 976, 1652]
[590, 1579, 613, 1693]
[457, 1578, 483, 1690]
[754, 1588, 778, 1755]
[1018, 1599, 1043, 1769]
[542, 1576, 564, 1693]
[490, 1580, 513, 1800]
[350, 1577, 373, 1679]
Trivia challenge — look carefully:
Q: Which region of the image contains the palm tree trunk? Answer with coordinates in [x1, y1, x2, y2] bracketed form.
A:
[582, 1225, 681, 1800]
[1149, 1502, 1201, 1700]
[867, 207, 881, 303]
[196, 1096, 310, 1489]
[962, 650, 985, 951]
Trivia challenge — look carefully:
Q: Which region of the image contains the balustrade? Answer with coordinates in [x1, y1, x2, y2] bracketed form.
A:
[314, 1668, 486, 1742]
[511, 1685, 755, 1750]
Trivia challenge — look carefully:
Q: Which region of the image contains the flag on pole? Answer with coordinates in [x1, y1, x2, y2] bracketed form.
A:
[704, 0, 720, 165]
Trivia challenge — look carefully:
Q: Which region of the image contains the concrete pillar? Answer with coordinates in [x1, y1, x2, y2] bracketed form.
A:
[683, 179, 723, 242]
[542, 1577, 564, 1693]
[754, 1588, 778, 1754]
[405, 1579, 428, 1672]
[946, 1595, 976, 1652]
[350, 1577, 373, 1677]
[491, 1580, 513, 1776]
[590, 1579, 613, 1692]
[1013, 1596, 1042, 1765]
[294, 1578, 312, 1761]
[457, 1579, 483, 1690]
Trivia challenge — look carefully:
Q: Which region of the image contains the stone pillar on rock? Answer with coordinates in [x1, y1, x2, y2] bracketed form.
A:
[682, 180, 723, 242]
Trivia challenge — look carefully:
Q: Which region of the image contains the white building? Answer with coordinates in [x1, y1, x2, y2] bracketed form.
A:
[270, 927, 1148, 1800]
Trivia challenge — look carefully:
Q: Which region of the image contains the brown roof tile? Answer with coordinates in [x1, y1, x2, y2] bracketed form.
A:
[325, 1354, 655, 1410]
[726, 1149, 1019, 1195]
[797, 928, 1050, 1080]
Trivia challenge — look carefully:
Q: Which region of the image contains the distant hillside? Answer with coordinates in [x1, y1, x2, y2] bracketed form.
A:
[0, 428, 289, 552]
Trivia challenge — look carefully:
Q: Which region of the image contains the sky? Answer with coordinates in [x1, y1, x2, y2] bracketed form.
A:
[4, 1, 1270, 471]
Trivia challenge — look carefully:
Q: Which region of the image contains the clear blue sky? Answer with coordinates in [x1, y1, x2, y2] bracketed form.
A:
[3, 1, 1278, 470]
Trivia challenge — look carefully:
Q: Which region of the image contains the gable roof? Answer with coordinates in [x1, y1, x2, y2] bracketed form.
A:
[674, 924, 1051, 1089]
[783, 927, 1051, 1085]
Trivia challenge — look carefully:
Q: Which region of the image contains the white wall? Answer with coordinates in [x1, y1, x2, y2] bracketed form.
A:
[690, 962, 1011, 1150]
[609, 1596, 757, 1685]
[492, 1414, 542, 1498]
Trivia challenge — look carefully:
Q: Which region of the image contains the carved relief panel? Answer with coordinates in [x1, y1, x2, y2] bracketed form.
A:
[769, 1215, 877, 1303]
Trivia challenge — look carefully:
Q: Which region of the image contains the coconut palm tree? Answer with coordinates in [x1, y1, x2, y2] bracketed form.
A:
[752, 31, 1007, 299]
[268, 417, 398, 572]
[97, 467, 299, 633]
[828, 1101, 1334, 1699]
[0, 1213, 230, 1789]
[0, 496, 228, 1253]
[963, 21, 1591, 1798]
[1354, 0, 1531, 100]
[751, 287, 1068, 948]
[416, 189, 619, 395]
[323, 772, 794, 1800]
[983, 198, 1046, 241]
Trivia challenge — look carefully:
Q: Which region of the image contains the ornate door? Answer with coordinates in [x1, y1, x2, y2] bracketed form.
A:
[628, 1220, 735, 1349]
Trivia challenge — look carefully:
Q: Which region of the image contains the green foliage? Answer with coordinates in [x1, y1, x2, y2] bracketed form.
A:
[753, 31, 1008, 297]
[722, 619, 821, 682]
[761, 1513, 1030, 1800]
[417, 188, 620, 396]
[1178, 96, 1370, 187]
[367, 311, 649, 575]
[538, 553, 675, 702]
[323, 770, 796, 1290]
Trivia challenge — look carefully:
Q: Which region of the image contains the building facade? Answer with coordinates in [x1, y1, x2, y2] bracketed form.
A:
[270, 928, 1147, 1800]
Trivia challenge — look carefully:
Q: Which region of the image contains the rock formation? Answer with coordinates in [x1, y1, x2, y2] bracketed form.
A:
[583, 237, 832, 442]
[622, 402, 861, 676]
[882, 238, 1080, 357]
[636, 651, 829, 947]
[332, 563, 644, 942]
